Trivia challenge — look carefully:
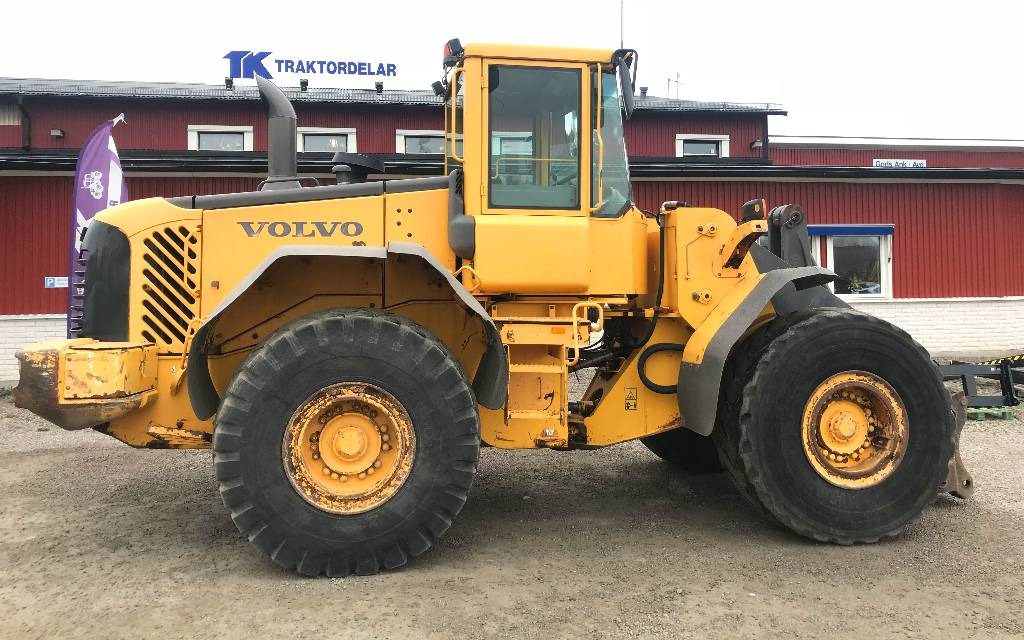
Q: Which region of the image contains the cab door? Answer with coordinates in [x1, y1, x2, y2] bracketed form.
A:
[471, 61, 592, 294]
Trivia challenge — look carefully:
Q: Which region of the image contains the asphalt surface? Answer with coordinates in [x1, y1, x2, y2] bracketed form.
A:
[1, 390, 1022, 640]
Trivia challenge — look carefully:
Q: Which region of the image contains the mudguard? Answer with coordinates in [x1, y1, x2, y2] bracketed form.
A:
[677, 265, 836, 436]
[186, 242, 508, 420]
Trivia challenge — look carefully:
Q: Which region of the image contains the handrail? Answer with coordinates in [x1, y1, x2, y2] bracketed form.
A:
[589, 67, 605, 213]
[452, 265, 482, 292]
[568, 302, 605, 366]
[490, 155, 576, 180]
[449, 67, 465, 164]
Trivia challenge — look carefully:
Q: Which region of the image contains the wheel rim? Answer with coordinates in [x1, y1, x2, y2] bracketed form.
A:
[801, 371, 908, 489]
[282, 382, 416, 514]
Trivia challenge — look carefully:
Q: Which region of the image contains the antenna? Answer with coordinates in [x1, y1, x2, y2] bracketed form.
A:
[667, 73, 683, 99]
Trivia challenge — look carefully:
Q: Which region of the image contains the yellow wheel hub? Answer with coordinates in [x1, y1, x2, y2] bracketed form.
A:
[801, 371, 908, 490]
[283, 382, 415, 514]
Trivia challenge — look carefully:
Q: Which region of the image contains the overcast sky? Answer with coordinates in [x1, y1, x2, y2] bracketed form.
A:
[5, 0, 1022, 139]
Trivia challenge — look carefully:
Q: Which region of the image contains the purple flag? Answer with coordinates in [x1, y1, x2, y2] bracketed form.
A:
[67, 117, 128, 337]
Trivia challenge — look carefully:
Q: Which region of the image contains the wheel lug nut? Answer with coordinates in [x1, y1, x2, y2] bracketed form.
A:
[381, 434, 390, 442]
[339, 474, 348, 482]
[373, 459, 382, 468]
[331, 472, 340, 480]
[312, 453, 319, 460]
[382, 443, 391, 452]
[322, 466, 331, 476]
[358, 472, 367, 480]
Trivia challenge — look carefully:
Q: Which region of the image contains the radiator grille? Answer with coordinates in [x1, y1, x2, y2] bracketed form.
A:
[139, 224, 201, 350]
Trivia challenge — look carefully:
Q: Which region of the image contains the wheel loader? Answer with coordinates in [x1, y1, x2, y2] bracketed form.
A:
[14, 39, 972, 575]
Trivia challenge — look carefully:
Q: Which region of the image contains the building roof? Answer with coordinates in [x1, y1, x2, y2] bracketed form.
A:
[0, 77, 786, 115]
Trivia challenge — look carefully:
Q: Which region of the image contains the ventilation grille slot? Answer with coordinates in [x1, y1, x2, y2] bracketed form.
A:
[139, 224, 200, 350]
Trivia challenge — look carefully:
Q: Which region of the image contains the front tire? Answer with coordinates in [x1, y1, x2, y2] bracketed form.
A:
[717, 309, 955, 544]
[213, 308, 480, 575]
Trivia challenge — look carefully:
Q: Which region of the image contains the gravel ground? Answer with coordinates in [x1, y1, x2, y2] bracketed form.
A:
[1, 389, 1022, 640]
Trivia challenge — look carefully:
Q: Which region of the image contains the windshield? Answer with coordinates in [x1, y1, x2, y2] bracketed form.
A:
[592, 70, 632, 218]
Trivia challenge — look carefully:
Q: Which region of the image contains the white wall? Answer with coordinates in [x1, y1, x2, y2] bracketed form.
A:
[1, 299, 1022, 384]
[848, 297, 1024, 359]
[0, 315, 66, 384]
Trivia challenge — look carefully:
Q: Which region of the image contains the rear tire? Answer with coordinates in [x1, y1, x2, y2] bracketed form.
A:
[641, 427, 723, 472]
[213, 308, 480, 575]
[717, 309, 955, 543]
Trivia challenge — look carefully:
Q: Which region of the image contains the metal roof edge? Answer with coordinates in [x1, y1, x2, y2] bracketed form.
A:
[0, 77, 785, 114]
[3, 150, 1022, 181]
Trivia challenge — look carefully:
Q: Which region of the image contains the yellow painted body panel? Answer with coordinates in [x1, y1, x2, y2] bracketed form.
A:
[383, 189, 456, 271]
[473, 215, 590, 293]
[463, 43, 615, 64]
[582, 319, 693, 446]
[103, 357, 213, 448]
[61, 341, 158, 401]
[588, 210, 650, 295]
[668, 208, 762, 331]
[200, 195, 385, 315]
[93, 197, 199, 237]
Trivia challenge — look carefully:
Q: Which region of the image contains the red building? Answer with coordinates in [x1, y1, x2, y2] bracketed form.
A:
[1, 77, 1021, 381]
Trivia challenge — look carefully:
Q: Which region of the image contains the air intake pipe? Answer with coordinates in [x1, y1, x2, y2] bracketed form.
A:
[255, 75, 301, 190]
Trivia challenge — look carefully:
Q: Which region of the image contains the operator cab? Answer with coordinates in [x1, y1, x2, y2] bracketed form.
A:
[437, 39, 648, 296]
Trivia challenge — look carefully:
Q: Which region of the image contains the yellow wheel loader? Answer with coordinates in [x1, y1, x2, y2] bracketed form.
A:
[14, 40, 971, 575]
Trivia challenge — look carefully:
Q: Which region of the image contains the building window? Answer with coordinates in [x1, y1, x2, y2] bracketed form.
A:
[187, 125, 253, 151]
[395, 129, 464, 155]
[0, 105, 19, 126]
[396, 130, 440, 154]
[809, 225, 894, 299]
[297, 127, 356, 153]
[675, 134, 730, 158]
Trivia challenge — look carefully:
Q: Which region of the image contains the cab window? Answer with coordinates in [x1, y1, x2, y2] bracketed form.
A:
[488, 66, 581, 210]
[591, 69, 631, 218]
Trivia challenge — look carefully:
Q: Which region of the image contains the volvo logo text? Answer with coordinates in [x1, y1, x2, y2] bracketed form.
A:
[237, 221, 364, 238]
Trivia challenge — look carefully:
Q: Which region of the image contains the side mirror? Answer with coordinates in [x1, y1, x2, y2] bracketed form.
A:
[617, 58, 634, 120]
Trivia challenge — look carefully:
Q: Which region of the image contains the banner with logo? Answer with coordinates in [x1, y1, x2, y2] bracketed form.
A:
[67, 117, 127, 337]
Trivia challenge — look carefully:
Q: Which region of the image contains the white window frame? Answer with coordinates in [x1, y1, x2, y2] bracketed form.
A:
[395, 129, 446, 153]
[675, 133, 730, 158]
[819, 234, 893, 300]
[297, 127, 357, 153]
[187, 125, 253, 151]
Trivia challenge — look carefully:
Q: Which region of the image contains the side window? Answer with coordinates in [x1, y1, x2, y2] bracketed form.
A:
[831, 235, 888, 296]
[187, 125, 254, 151]
[488, 66, 581, 210]
[675, 134, 730, 158]
[809, 226, 894, 298]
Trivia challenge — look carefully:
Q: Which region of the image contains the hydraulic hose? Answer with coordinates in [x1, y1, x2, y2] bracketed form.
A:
[630, 211, 667, 349]
[638, 343, 683, 394]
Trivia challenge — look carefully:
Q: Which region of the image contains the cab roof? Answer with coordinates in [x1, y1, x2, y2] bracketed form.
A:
[463, 43, 616, 64]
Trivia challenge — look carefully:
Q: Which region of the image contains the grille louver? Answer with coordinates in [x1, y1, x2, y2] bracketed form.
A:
[139, 224, 201, 350]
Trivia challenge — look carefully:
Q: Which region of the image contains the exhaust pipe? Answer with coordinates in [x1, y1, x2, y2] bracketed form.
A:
[255, 76, 300, 191]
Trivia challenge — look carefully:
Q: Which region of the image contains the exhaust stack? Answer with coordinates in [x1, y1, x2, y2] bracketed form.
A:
[255, 76, 300, 191]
